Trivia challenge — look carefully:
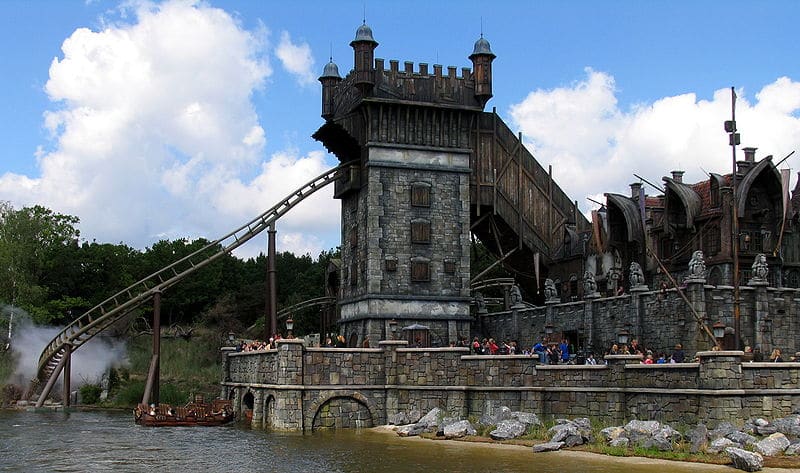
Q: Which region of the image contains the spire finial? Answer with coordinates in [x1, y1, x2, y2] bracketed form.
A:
[480, 17, 483, 38]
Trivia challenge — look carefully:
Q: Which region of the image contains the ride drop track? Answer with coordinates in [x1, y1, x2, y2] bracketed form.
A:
[31, 162, 353, 406]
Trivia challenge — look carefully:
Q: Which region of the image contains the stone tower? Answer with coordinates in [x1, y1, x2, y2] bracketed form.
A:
[315, 24, 495, 347]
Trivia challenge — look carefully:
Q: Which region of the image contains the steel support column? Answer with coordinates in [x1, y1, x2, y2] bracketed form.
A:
[151, 290, 161, 405]
[267, 223, 278, 338]
[62, 343, 71, 408]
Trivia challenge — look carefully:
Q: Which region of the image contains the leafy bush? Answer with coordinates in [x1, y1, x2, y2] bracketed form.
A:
[79, 383, 102, 405]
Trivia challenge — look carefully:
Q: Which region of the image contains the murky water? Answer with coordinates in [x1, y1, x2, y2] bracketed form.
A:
[0, 409, 736, 473]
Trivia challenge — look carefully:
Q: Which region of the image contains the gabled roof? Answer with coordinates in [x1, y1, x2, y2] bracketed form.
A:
[604, 193, 644, 244]
[735, 156, 782, 216]
[663, 177, 702, 229]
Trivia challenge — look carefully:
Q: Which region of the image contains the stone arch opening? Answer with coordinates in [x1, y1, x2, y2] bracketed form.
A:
[242, 391, 255, 423]
[311, 395, 374, 431]
[263, 394, 275, 429]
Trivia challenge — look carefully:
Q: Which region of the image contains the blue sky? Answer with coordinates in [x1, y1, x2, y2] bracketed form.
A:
[1, 0, 799, 257]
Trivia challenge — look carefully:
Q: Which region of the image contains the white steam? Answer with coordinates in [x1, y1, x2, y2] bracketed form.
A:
[2, 305, 128, 388]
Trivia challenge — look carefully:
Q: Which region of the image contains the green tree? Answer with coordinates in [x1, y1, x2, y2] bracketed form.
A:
[0, 203, 81, 324]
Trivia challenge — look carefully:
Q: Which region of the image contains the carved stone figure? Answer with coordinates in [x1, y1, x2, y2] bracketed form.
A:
[583, 271, 597, 296]
[629, 262, 645, 287]
[687, 250, 707, 279]
[606, 268, 621, 295]
[474, 291, 487, 314]
[509, 284, 524, 308]
[544, 278, 558, 301]
[751, 253, 769, 282]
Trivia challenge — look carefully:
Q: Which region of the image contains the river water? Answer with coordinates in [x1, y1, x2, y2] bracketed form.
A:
[1, 409, 739, 473]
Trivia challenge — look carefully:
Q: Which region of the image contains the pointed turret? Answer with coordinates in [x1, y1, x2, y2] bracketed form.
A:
[469, 35, 496, 108]
[350, 22, 378, 95]
[319, 58, 342, 120]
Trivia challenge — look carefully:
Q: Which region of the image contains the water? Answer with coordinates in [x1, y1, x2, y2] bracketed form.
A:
[0, 409, 734, 473]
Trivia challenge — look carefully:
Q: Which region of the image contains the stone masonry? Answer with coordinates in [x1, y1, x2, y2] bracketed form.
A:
[222, 339, 800, 432]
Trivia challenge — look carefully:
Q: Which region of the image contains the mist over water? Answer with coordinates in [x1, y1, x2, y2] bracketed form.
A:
[1, 304, 128, 386]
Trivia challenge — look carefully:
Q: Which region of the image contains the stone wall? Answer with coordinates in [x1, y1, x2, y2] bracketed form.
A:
[222, 339, 800, 432]
[480, 280, 800, 358]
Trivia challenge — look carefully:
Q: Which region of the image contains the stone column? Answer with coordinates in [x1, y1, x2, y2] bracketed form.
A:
[697, 351, 744, 425]
[603, 354, 642, 424]
[685, 278, 708, 351]
[379, 340, 408, 424]
[274, 339, 305, 430]
[629, 286, 648, 341]
[584, 293, 600, 354]
[750, 280, 769, 354]
[252, 389, 264, 429]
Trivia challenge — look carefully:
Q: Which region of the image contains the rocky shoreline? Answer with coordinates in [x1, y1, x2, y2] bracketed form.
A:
[382, 407, 800, 472]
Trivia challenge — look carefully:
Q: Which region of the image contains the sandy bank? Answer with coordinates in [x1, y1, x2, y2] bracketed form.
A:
[371, 425, 797, 473]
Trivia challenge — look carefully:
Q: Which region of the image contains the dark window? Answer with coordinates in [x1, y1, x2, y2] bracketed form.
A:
[411, 260, 430, 282]
[385, 258, 397, 272]
[349, 227, 358, 248]
[704, 225, 721, 256]
[787, 269, 800, 288]
[411, 182, 431, 207]
[350, 261, 358, 286]
[411, 220, 431, 244]
[444, 260, 456, 274]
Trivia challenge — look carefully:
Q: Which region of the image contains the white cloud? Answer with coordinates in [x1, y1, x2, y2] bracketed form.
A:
[0, 0, 341, 256]
[509, 70, 800, 214]
[275, 30, 316, 86]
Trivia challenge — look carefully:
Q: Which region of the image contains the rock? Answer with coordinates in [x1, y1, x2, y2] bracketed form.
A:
[755, 425, 778, 436]
[771, 415, 800, 437]
[396, 423, 426, 437]
[443, 420, 476, 439]
[726, 446, 764, 472]
[644, 435, 673, 451]
[407, 409, 422, 424]
[753, 418, 769, 427]
[416, 408, 443, 431]
[709, 421, 738, 440]
[532, 441, 564, 452]
[655, 425, 682, 442]
[609, 437, 629, 448]
[785, 442, 800, 456]
[754, 433, 790, 456]
[687, 424, 708, 453]
[387, 412, 409, 425]
[601, 426, 626, 442]
[726, 431, 757, 447]
[707, 437, 735, 454]
[624, 420, 660, 443]
[489, 419, 526, 440]
[549, 422, 589, 447]
[436, 417, 461, 436]
[510, 411, 541, 428]
[479, 406, 511, 427]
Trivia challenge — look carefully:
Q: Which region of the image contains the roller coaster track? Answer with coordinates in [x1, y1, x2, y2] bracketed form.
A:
[32, 162, 352, 405]
[246, 296, 336, 334]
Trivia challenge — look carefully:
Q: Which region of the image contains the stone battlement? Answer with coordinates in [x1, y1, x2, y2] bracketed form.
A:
[222, 341, 800, 432]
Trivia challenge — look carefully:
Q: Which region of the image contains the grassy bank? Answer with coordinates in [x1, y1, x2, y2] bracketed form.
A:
[417, 418, 800, 470]
[107, 329, 224, 407]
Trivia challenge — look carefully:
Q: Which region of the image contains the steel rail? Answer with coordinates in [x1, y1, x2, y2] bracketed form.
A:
[33, 162, 353, 404]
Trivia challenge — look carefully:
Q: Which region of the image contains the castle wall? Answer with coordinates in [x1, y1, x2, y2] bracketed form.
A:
[480, 281, 800, 358]
[222, 340, 800, 432]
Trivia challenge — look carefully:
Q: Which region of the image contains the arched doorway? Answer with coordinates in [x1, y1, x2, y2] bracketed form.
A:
[312, 396, 373, 431]
[263, 395, 275, 429]
[242, 391, 254, 424]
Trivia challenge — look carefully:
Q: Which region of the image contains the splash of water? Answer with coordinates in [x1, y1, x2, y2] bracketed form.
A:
[1, 305, 129, 387]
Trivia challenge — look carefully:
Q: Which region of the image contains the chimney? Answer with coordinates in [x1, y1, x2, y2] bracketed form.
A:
[630, 182, 643, 199]
[671, 170, 684, 183]
[743, 147, 757, 163]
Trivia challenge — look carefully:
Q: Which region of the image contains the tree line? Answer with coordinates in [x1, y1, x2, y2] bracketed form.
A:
[0, 202, 335, 337]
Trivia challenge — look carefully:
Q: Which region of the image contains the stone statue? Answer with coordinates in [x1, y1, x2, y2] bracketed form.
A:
[583, 271, 597, 296]
[687, 250, 707, 279]
[544, 278, 558, 301]
[509, 284, 524, 308]
[474, 291, 487, 314]
[751, 253, 769, 282]
[629, 262, 645, 287]
[606, 268, 621, 295]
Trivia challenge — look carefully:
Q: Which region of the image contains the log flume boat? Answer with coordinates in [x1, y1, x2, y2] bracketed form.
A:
[134, 396, 234, 427]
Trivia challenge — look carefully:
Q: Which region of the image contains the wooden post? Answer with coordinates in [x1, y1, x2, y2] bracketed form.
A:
[62, 343, 71, 407]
